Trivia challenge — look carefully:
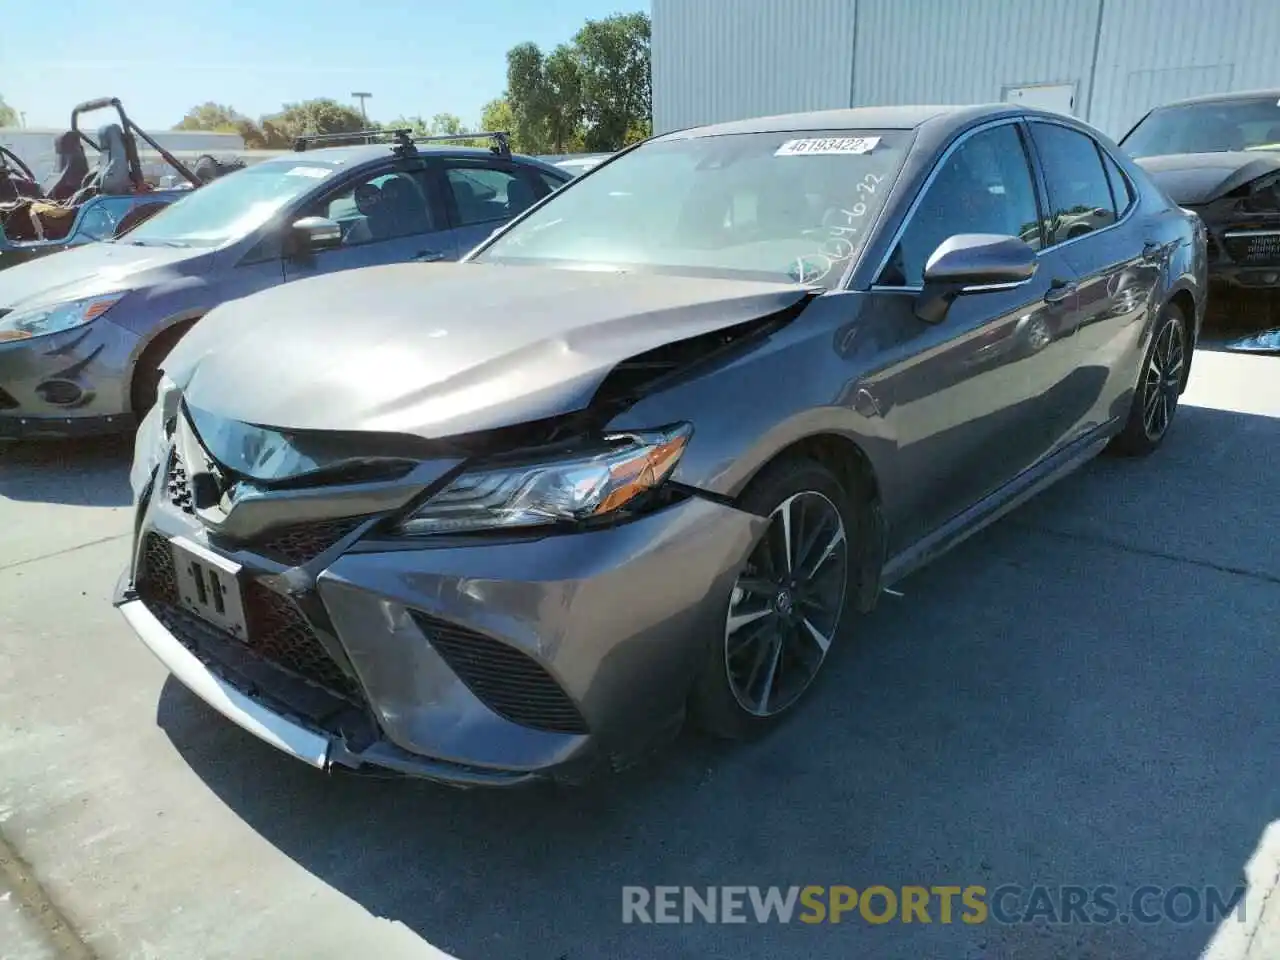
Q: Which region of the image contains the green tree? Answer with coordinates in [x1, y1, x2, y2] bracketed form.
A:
[572, 12, 651, 151]
[174, 102, 268, 148]
[0, 95, 20, 128]
[260, 98, 368, 147]
[504, 41, 585, 153]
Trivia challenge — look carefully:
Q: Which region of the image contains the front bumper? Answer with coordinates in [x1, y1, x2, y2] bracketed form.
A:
[0, 318, 140, 437]
[117, 455, 764, 787]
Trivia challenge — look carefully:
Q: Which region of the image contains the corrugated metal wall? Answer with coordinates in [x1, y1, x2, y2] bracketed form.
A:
[852, 0, 1100, 113]
[653, 0, 1280, 138]
[652, 0, 857, 132]
[1088, 0, 1280, 137]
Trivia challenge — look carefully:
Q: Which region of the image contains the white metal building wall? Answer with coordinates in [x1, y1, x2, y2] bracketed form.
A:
[653, 0, 1280, 139]
[852, 0, 1100, 117]
[1088, 0, 1280, 137]
[652, 0, 857, 131]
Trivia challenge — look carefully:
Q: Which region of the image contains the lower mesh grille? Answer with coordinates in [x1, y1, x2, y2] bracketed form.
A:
[138, 532, 361, 702]
[166, 450, 194, 514]
[409, 611, 588, 735]
[248, 516, 369, 566]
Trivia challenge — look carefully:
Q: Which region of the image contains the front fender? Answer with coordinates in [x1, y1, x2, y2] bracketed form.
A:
[605, 294, 895, 504]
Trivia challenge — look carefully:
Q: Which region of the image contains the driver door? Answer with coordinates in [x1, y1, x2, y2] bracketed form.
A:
[867, 120, 1082, 552]
[283, 162, 458, 281]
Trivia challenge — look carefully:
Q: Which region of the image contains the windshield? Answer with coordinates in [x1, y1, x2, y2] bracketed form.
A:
[1122, 98, 1280, 157]
[122, 160, 339, 247]
[473, 129, 911, 288]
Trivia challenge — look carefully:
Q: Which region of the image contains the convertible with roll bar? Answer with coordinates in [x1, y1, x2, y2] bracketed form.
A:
[0, 97, 230, 270]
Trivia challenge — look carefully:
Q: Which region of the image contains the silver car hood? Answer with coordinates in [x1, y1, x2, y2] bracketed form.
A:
[0, 241, 205, 311]
[168, 262, 814, 441]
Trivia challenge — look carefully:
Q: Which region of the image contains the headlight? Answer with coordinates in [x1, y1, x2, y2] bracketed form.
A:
[396, 423, 693, 535]
[0, 293, 124, 342]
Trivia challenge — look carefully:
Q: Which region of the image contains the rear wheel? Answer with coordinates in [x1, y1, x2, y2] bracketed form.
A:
[1108, 302, 1188, 457]
[691, 457, 858, 740]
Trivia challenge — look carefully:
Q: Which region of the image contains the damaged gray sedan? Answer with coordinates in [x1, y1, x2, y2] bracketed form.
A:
[116, 104, 1205, 786]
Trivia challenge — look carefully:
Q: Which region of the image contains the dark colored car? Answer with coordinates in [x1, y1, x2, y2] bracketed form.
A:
[116, 104, 1205, 787]
[1122, 89, 1280, 327]
[0, 130, 571, 439]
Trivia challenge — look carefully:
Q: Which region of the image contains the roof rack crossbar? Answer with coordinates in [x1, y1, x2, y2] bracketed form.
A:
[293, 128, 407, 151]
[292, 129, 512, 157]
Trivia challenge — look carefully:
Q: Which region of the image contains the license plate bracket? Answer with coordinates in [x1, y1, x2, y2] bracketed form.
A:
[170, 536, 249, 640]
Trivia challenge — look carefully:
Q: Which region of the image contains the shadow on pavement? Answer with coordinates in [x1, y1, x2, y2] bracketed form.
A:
[0, 435, 133, 507]
[156, 403, 1280, 960]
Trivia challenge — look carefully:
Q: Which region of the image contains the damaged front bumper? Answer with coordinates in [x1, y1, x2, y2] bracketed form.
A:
[116, 449, 764, 787]
[0, 318, 140, 438]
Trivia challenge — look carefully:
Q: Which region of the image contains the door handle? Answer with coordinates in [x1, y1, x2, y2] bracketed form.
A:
[1043, 279, 1076, 304]
[413, 250, 446, 262]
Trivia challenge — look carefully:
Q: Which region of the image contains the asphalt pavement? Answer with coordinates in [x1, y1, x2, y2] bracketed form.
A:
[1, 347, 1278, 960]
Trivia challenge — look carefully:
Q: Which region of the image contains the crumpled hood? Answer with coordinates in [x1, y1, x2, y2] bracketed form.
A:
[168, 262, 814, 439]
[1135, 151, 1280, 204]
[0, 240, 206, 312]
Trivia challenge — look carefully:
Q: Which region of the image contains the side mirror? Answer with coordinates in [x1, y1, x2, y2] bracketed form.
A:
[915, 233, 1037, 323]
[288, 216, 342, 257]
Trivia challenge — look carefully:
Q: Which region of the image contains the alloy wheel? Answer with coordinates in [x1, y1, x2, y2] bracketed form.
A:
[724, 490, 849, 717]
[1142, 312, 1186, 441]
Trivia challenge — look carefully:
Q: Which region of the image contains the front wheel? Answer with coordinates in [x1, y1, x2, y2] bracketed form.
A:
[1108, 302, 1188, 457]
[691, 457, 857, 740]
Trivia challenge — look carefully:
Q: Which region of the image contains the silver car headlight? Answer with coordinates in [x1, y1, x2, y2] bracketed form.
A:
[0, 293, 125, 342]
[396, 423, 693, 536]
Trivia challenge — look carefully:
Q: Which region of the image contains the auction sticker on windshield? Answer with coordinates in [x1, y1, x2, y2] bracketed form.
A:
[285, 166, 333, 178]
[775, 137, 881, 156]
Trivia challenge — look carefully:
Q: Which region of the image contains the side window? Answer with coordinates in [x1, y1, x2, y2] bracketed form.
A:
[1100, 149, 1135, 215]
[308, 168, 440, 247]
[1029, 122, 1118, 244]
[76, 197, 139, 240]
[444, 163, 541, 226]
[538, 170, 569, 193]
[879, 123, 1041, 288]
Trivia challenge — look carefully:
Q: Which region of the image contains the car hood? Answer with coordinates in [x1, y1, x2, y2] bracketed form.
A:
[0, 241, 206, 312]
[169, 262, 815, 440]
[1135, 151, 1280, 204]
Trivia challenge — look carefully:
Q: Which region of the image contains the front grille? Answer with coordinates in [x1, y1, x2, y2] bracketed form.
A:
[138, 532, 361, 702]
[409, 611, 588, 735]
[248, 516, 369, 566]
[1223, 231, 1280, 265]
[166, 450, 194, 514]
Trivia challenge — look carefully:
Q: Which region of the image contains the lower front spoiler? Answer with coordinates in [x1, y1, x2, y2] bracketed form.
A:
[0, 412, 136, 440]
[118, 597, 539, 788]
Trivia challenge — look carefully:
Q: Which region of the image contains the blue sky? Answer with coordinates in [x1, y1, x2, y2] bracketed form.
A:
[1, 0, 647, 130]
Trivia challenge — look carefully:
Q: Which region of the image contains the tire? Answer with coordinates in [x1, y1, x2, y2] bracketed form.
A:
[1108, 301, 1188, 457]
[130, 323, 192, 416]
[691, 456, 860, 740]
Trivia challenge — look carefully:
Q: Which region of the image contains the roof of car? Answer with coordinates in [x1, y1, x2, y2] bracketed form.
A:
[1157, 89, 1280, 108]
[659, 104, 1021, 139]
[269, 143, 558, 169]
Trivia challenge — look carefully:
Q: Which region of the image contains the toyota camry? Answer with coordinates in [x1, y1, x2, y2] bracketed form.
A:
[116, 104, 1206, 787]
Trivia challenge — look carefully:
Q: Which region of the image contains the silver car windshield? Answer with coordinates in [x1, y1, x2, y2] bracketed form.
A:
[1122, 98, 1280, 157]
[122, 160, 339, 248]
[473, 129, 911, 288]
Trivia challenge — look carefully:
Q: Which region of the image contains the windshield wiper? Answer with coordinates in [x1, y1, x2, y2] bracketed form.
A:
[130, 238, 189, 248]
